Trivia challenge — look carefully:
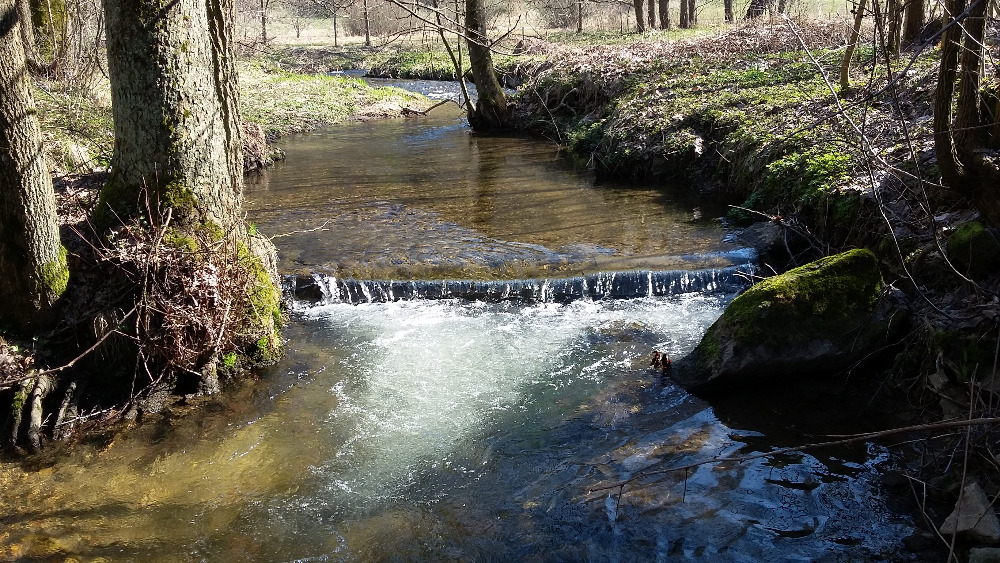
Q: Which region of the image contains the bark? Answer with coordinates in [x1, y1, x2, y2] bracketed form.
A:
[99, 0, 244, 234]
[839, 0, 867, 93]
[933, 0, 1000, 223]
[659, 0, 670, 28]
[362, 0, 370, 46]
[0, 0, 68, 331]
[724, 0, 733, 21]
[745, 0, 766, 18]
[901, 0, 924, 45]
[259, 0, 267, 45]
[687, 0, 696, 24]
[933, 0, 968, 189]
[16, 0, 40, 71]
[679, 0, 688, 27]
[577, 0, 582, 32]
[632, 0, 644, 31]
[886, 0, 900, 54]
[464, 0, 511, 132]
[647, 0, 655, 29]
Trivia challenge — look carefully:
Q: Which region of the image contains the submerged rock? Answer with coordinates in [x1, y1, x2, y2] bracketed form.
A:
[675, 248, 898, 390]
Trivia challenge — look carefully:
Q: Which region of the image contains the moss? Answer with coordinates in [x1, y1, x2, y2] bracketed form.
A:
[722, 248, 883, 347]
[236, 241, 283, 364]
[164, 230, 199, 253]
[38, 246, 69, 299]
[161, 179, 197, 216]
[11, 386, 28, 415]
[947, 221, 1000, 278]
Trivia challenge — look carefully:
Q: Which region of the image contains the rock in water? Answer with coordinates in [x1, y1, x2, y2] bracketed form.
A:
[940, 482, 1000, 545]
[676, 248, 897, 390]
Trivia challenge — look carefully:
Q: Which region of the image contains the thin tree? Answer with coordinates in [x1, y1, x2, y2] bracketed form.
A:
[0, 0, 69, 332]
[839, 0, 866, 93]
[464, 0, 510, 131]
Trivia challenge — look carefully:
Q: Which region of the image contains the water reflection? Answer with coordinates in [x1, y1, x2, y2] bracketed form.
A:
[245, 107, 736, 279]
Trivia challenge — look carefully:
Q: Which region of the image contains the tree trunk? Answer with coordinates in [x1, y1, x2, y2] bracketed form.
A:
[98, 0, 282, 386]
[901, 0, 924, 46]
[464, 0, 511, 131]
[363, 0, 371, 46]
[632, 0, 645, 31]
[933, 0, 1000, 222]
[0, 0, 68, 331]
[659, 0, 670, 28]
[647, 0, 655, 29]
[99, 0, 244, 233]
[333, 10, 337, 47]
[745, 0, 766, 18]
[259, 0, 267, 45]
[885, 0, 900, 54]
[577, 0, 583, 32]
[839, 0, 867, 93]
[679, 0, 688, 27]
[687, 0, 696, 24]
[724, 0, 733, 21]
[15, 0, 40, 71]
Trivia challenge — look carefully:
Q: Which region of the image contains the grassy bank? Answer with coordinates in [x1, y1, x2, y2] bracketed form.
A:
[32, 60, 430, 178]
[514, 21, 941, 249]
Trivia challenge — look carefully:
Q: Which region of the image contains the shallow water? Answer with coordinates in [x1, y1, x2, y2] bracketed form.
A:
[0, 82, 912, 561]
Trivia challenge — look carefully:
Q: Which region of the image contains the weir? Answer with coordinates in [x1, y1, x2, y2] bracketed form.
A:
[286, 265, 755, 305]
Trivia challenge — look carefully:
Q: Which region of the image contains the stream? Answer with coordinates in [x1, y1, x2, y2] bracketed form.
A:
[0, 79, 913, 561]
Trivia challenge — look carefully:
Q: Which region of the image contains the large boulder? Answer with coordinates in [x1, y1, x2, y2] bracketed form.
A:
[675, 248, 895, 390]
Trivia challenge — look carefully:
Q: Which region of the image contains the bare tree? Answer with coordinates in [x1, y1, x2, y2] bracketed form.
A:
[933, 0, 1000, 222]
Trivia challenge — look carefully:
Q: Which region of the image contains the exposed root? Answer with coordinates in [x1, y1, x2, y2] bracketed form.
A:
[26, 373, 54, 453]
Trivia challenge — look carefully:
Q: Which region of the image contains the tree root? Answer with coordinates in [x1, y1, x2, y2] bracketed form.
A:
[27, 373, 54, 453]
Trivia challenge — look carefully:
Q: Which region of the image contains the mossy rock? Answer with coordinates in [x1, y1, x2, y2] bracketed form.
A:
[946, 221, 1000, 279]
[676, 249, 899, 390]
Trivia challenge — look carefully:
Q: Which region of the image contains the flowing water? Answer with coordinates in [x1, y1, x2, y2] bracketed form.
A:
[0, 81, 912, 561]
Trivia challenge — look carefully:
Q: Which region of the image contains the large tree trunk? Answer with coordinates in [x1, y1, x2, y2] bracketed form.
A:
[679, 0, 688, 27]
[659, 0, 670, 28]
[99, 0, 244, 233]
[464, 0, 511, 132]
[901, 0, 924, 46]
[632, 0, 645, 31]
[647, 0, 655, 29]
[98, 0, 282, 389]
[724, 0, 733, 21]
[687, 0, 696, 24]
[0, 0, 69, 331]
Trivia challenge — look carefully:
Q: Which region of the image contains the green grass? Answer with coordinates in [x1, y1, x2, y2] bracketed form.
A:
[239, 61, 429, 138]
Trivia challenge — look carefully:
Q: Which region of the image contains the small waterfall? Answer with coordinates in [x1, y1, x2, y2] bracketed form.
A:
[284, 264, 756, 306]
